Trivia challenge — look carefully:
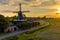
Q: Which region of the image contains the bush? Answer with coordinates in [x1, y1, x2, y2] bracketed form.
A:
[0, 15, 9, 32]
[17, 21, 40, 30]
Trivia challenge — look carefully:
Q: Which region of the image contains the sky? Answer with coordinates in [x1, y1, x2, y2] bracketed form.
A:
[0, 0, 60, 18]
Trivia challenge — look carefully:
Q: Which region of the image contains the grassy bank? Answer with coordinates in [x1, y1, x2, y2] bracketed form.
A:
[1, 20, 49, 40]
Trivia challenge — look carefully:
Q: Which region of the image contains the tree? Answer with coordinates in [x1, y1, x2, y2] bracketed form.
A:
[43, 16, 46, 19]
[23, 14, 26, 19]
[5, 16, 10, 23]
[0, 15, 8, 32]
[10, 16, 17, 21]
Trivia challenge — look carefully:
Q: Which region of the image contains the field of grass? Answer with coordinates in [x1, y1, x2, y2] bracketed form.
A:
[1, 19, 50, 40]
[34, 20, 46, 26]
[36, 18, 60, 40]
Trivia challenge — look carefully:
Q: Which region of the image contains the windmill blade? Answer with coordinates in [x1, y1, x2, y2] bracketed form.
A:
[22, 11, 30, 13]
[2, 10, 18, 13]
[11, 11, 18, 13]
[12, 11, 30, 13]
[2, 10, 12, 12]
[2, 10, 30, 13]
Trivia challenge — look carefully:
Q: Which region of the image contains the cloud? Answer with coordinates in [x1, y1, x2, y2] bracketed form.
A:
[28, 0, 56, 7]
[40, 0, 56, 6]
[0, 0, 9, 5]
[0, 0, 58, 6]
[0, 0, 58, 13]
[55, 0, 60, 5]
[30, 7, 57, 13]
[0, 0, 56, 7]
[24, 0, 36, 2]
[24, 0, 32, 2]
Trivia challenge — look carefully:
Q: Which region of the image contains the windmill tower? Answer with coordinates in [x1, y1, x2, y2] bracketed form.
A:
[18, 3, 23, 20]
[13, 3, 29, 22]
[2, 3, 29, 22]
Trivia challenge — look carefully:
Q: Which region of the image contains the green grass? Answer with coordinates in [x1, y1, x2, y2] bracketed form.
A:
[0, 20, 45, 36]
[1, 20, 49, 40]
[34, 20, 46, 26]
[15, 18, 60, 40]
[0, 33, 7, 36]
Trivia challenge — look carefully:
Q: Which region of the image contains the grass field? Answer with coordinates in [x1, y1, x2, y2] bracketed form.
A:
[36, 18, 60, 40]
[2, 18, 59, 40]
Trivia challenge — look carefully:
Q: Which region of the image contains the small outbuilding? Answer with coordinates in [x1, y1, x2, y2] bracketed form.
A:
[4, 23, 19, 32]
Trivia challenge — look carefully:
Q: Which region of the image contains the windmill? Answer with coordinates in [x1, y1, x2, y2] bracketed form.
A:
[3, 3, 30, 22]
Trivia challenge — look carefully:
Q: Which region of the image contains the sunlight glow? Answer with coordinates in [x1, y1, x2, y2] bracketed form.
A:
[57, 8, 60, 15]
[57, 8, 60, 13]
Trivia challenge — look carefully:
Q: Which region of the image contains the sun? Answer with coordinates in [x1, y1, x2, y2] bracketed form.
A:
[57, 8, 60, 13]
[56, 8, 60, 15]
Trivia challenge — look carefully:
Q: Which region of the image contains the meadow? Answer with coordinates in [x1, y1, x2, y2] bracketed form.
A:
[2, 18, 60, 40]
